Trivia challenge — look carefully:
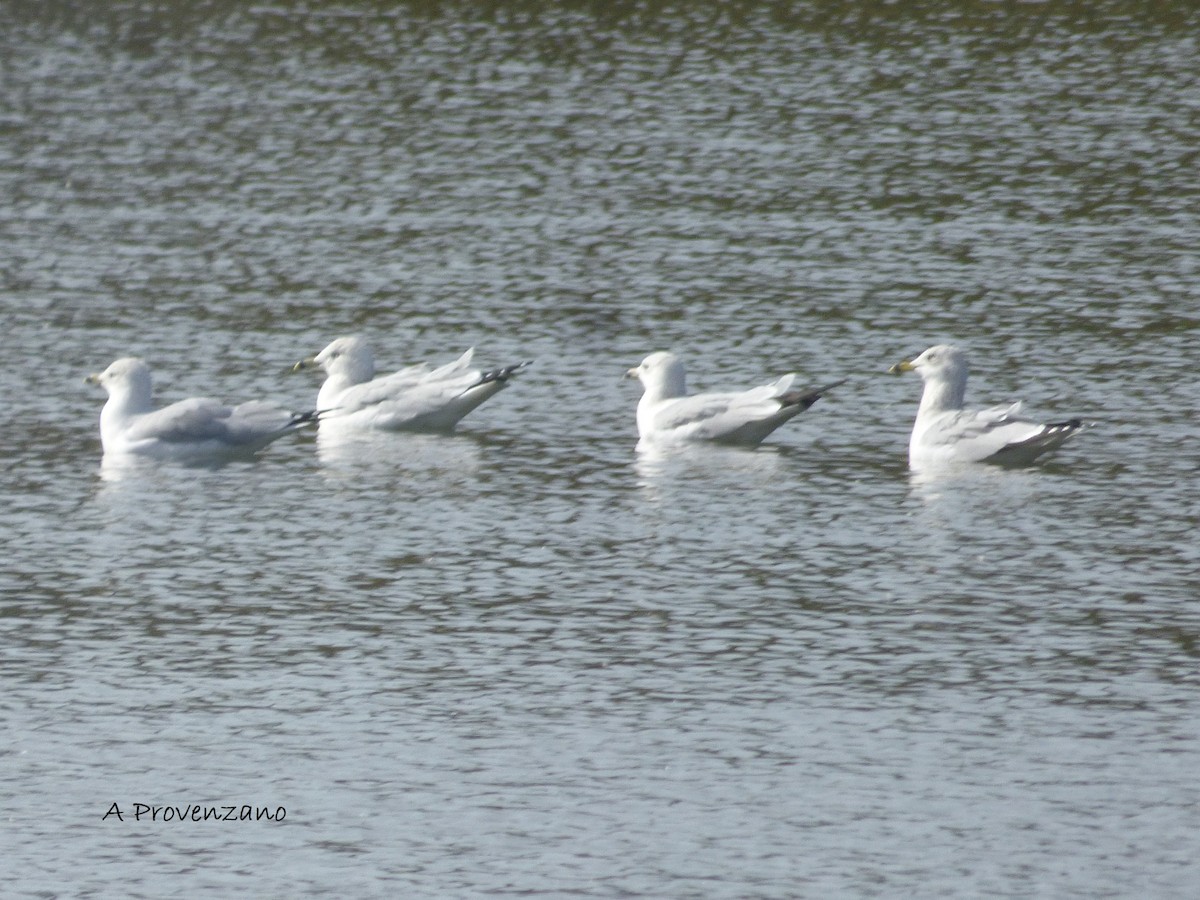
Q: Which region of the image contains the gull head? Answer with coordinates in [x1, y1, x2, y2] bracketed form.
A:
[294, 335, 375, 384]
[889, 344, 968, 383]
[86, 357, 153, 398]
[890, 344, 969, 413]
[625, 351, 687, 400]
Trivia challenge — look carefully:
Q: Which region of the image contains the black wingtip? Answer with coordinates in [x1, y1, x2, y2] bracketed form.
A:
[1045, 417, 1084, 436]
[473, 360, 533, 388]
[288, 409, 322, 428]
[780, 377, 847, 411]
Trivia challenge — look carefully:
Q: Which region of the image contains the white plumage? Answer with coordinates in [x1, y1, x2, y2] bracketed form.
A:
[294, 335, 528, 434]
[889, 344, 1083, 469]
[86, 357, 315, 462]
[625, 351, 842, 449]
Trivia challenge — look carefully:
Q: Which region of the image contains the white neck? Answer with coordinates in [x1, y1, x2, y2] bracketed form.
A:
[99, 376, 155, 450]
[317, 374, 360, 409]
[644, 367, 686, 403]
[918, 376, 964, 416]
[917, 359, 968, 416]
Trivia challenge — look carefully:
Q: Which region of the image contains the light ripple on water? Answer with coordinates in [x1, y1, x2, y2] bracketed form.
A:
[2, 3, 1199, 897]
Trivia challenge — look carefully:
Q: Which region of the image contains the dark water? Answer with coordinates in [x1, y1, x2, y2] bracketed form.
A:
[2, 2, 1198, 896]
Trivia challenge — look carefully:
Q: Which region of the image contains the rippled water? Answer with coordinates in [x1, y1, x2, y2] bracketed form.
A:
[3, 2, 1198, 896]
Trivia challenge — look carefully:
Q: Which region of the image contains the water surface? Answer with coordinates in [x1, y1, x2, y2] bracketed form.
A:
[2, 2, 1198, 896]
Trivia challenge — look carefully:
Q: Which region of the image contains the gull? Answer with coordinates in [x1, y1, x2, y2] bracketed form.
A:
[86, 357, 317, 462]
[293, 335, 529, 433]
[625, 351, 843, 448]
[889, 344, 1084, 468]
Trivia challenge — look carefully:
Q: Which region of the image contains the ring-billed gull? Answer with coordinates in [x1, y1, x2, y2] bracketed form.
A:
[889, 344, 1083, 468]
[625, 351, 844, 448]
[293, 335, 530, 433]
[86, 357, 317, 462]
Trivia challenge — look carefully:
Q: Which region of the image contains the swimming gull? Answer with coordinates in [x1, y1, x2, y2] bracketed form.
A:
[293, 335, 529, 433]
[889, 344, 1083, 468]
[86, 357, 317, 462]
[625, 351, 843, 448]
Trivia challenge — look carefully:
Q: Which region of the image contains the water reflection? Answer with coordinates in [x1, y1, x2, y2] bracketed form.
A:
[95, 450, 239, 484]
[94, 453, 154, 485]
[631, 442, 797, 510]
[906, 461, 1045, 505]
[95, 449, 267, 482]
[314, 429, 484, 480]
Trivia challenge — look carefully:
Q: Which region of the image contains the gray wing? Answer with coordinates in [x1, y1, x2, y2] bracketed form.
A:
[930, 402, 1075, 462]
[649, 376, 796, 440]
[122, 398, 236, 444]
[221, 400, 309, 444]
[124, 398, 299, 448]
[356, 370, 491, 429]
[334, 350, 475, 414]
